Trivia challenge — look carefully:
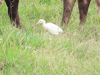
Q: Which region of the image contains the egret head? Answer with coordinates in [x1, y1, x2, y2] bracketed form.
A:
[37, 19, 46, 24]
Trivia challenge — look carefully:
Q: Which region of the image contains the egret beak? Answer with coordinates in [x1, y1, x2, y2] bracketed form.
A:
[36, 22, 39, 25]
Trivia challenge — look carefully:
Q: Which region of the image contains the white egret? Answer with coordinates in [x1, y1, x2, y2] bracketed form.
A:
[37, 19, 63, 35]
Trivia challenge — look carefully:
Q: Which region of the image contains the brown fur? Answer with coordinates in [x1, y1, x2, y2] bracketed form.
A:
[62, 0, 100, 27]
[5, 0, 22, 29]
[61, 0, 76, 27]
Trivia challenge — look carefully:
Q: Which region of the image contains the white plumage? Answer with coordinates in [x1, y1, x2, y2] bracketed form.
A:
[37, 19, 63, 35]
[0, 38, 2, 41]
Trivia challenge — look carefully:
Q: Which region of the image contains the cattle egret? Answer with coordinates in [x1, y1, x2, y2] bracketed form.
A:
[37, 19, 63, 35]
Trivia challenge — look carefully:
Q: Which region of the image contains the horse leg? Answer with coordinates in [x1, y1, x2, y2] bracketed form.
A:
[78, 0, 91, 24]
[61, 0, 76, 27]
[5, 0, 22, 29]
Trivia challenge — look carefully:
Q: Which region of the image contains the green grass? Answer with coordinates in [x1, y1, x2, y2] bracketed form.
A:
[0, 0, 100, 74]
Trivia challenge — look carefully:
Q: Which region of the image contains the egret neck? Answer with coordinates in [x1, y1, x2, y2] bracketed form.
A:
[42, 20, 46, 27]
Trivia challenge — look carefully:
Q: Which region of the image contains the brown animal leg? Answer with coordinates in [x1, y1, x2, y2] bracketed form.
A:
[95, 0, 100, 13]
[61, 0, 76, 27]
[5, 0, 22, 29]
[78, 0, 91, 25]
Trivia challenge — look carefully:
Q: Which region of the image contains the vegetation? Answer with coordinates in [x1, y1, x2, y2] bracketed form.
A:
[0, 0, 100, 74]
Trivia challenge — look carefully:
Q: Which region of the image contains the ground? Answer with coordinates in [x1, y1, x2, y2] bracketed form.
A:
[0, 0, 100, 74]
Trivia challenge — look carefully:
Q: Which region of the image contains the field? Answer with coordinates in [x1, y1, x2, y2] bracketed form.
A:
[0, 0, 100, 74]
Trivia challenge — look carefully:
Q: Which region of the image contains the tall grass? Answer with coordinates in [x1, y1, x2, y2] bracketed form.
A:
[0, 0, 100, 74]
